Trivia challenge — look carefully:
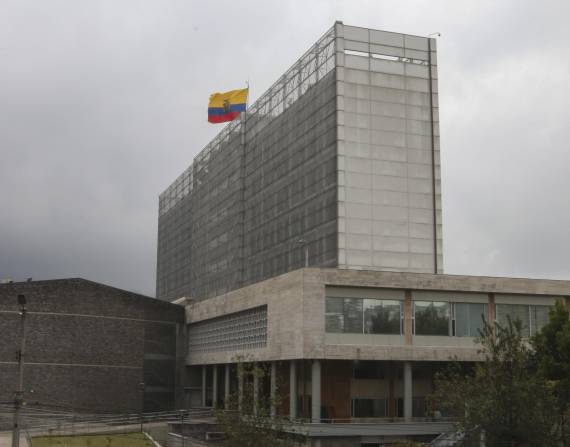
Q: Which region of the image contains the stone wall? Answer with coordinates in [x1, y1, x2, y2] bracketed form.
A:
[0, 278, 184, 413]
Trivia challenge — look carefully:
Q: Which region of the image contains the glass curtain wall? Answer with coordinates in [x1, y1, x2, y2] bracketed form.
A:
[496, 304, 550, 337]
[414, 301, 450, 335]
[325, 297, 402, 335]
[414, 301, 488, 337]
[454, 303, 488, 337]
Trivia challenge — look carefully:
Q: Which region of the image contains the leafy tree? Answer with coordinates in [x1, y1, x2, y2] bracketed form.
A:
[433, 318, 557, 446]
[215, 359, 303, 447]
[532, 300, 570, 445]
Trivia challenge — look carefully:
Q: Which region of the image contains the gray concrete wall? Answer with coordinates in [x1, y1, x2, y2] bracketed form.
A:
[186, 270, 306, 364]
[185, 268, 570, 366]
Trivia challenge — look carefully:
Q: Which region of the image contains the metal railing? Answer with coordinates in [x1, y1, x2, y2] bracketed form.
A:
[0, 406, 213, 438]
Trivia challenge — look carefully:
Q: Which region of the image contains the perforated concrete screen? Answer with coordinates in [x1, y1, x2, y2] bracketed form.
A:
[157, 22, 443, 301]
[188, 306, 267, 356]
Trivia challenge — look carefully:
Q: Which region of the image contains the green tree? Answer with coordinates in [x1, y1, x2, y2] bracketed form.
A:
[532, 300, 570, 445]
[433, 318, 556, 446]
[215, 360, 303, 447]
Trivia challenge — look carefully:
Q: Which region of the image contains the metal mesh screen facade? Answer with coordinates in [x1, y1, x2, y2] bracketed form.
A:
[157, 22, 444, 301]
[157, 26, 337, 301]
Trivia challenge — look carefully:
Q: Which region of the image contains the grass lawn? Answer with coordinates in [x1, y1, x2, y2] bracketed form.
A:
[32, 432, 155, 447]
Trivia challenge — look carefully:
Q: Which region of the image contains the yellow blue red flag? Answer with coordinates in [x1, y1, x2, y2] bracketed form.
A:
[208, 88, 248, 123]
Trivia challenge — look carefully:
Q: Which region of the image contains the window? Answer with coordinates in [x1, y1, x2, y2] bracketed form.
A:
[414, 301, 450, 335]
[413, 397, 427, 418]
[353, 362, 384, 379]
[325, 297, 344, 333]
[363, 299, 402, 335]
[496, 304, 530, 336]
[325, 297, 403, 335]
[414, 301, 488, 337]
[344, 298, 364, 333]
[352, 398, 387, 417]
[454, 303, 488, 337]
[496, 304, 551, 337]
[531, 305, 550, 335]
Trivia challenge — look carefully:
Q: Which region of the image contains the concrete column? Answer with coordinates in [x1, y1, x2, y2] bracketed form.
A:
[270, 362, 277, 417]
[311, 360, 321, 423]
[404, 361, 412, 420]
[289, 361, 298, 419]
[212, 365, 218, 408]
[388, 364, 396, 418]
[253, 367, 260, 415]
[201, 366, 207, 407]
[488, 293, 496, 338]
[224, 364, 230, 409]
[238, 368, 244, 412]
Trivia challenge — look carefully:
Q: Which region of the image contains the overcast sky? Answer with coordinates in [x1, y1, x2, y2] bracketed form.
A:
[1, 0, 569, 297]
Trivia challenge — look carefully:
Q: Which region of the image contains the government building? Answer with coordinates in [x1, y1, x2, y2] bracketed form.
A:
[156, 22, 570, 445]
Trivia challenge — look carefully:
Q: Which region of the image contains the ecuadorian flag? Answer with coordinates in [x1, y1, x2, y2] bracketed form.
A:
[208, 88, 248, 123]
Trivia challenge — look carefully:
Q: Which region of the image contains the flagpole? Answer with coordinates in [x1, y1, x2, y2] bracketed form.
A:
[239, 81, 249, 287]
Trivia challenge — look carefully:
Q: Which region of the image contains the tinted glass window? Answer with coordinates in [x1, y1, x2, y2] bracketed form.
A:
[344, 298, 364, 333]
[455, 303, 487, 337]
[353, 361, 384, 379]
[363, 299, 401, 335]
[496, 304, 530, 337]
[325, 297, 344, 333]
[352, 398, 387, 417]
[530, 306, 550, 335]
[325, 297, 402, 335]
[414, 301, 450, 335]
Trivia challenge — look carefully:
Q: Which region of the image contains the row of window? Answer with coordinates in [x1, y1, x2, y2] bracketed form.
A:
[325, 297, 551, 337]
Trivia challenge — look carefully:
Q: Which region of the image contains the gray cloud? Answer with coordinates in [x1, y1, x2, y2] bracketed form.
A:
[1, 0, 569, 296]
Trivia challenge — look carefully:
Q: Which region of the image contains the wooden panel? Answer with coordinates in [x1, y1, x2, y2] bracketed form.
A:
[322, 360, 352, 421]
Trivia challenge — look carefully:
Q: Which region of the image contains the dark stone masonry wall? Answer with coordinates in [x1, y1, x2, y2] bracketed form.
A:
[0, 278, 184, 413]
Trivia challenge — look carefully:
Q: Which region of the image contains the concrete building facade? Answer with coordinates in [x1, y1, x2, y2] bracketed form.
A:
[0, 279, 185, 414]
[154, 21, 569, 445]
[157, 22, 442, 302]
[184, 268, 570, 444]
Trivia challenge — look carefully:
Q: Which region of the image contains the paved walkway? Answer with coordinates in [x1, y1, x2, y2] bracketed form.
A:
[0, 433, 28, 447]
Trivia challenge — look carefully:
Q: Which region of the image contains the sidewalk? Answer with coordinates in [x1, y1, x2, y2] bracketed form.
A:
[0, 433, 28, 447]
